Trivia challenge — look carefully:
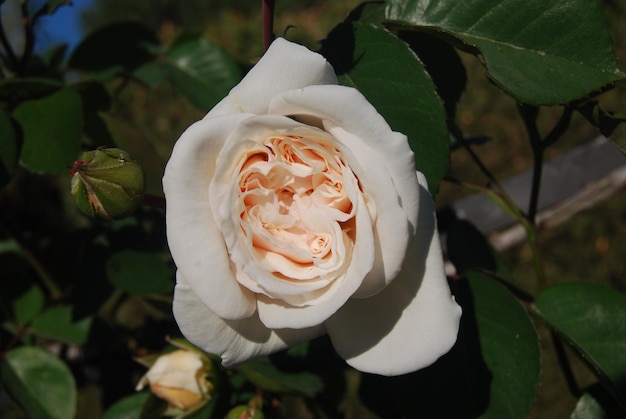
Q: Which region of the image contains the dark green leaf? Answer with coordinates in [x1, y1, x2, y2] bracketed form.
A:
[320, 22, 449, 193]
[13, 285, 44, 325]
[102, 392, 150, 419]
[534, 283, 626, 408]
[30, 305, 92, 344]
[468, 273, 540, 418]
[0, 346, 76, 419]
[164, 36, 242, 111]
[0, 108, 20, 186]
[68, 22, 157, 73]
[14, 88, 82, 174]
[385, 0, 624, 105]
[577, 102, 626, 154]
[107, 250, 174, 295]
[0, 78, 63, 105]
[398, 31, 467, 118]
[236, 359, 323, 397]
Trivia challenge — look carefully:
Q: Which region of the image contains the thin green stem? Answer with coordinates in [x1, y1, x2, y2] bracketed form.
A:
[518, 104, 543, 223]
[0, 223, 63, 301]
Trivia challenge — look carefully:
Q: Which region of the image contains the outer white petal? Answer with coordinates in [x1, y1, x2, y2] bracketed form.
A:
[207, 38, 337, 117]
[173, 278, 325, 367]
[163, 114, 256, 320]
[324, 173, 462, 376]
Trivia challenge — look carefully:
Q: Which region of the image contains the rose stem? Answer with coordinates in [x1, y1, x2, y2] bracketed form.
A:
[262, 0, 275, 51]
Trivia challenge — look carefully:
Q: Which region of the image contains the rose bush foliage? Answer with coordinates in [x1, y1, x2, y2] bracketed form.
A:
[163, 38, 461, 376]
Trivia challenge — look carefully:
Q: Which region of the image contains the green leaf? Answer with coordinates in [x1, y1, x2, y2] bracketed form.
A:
[68, 22, 157, 73]
[534, 283, 626, 408]
[577, 102, 626, 154]
[0, 78, 63, 104]
[102, 392, 150, 419]
[107, 250, 174, 296]
[0, 108, 20, 186]
[0, 346, 77, 419]
[468, 272, 540, 418]
[320, 22, 449, 193]
[164, 35, 242, 111]
[13, 88, 82, 175]
[13, 285, 44, 325]
[236, 359, 323, 397]
[385, 0, 624, 105]
[29, 305, 93, 344]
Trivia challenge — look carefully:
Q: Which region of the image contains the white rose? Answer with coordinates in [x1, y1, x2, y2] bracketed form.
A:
[163, 38, 461, 376]
[136, 349, 211, 409]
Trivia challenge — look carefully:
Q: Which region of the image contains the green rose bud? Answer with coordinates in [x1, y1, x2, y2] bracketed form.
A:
[70, 148, 146, 220]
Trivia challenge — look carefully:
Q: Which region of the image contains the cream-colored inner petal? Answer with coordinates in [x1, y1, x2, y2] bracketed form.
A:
[235, 132, 359, 295]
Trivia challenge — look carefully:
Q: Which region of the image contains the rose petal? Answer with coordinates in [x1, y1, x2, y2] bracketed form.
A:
[207, 38, 337, 118]
[268, 86, 420, 296]
[163, 114, 257, 320]
[173, 278, 325, 367]
[255, 188, 375, 329]
[324, 173, 462, 376]
[269, 84, 419, 233]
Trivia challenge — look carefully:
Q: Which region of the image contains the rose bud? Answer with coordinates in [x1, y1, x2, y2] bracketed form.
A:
[136, 349, 213, 410]
[70, 148, 145, 220]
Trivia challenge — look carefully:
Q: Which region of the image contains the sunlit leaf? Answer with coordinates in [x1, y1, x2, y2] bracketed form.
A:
[107, 250, 174, 296]
[320, 22, 449, 193]
[164, 35, 242, 111]
[13, 285, 44, 325]
[29, 305, 92, 344]
[14, 88, 82, 174]
[385, 0, 624, 104]
[534, 283, 626, 408]
[0, 346, 76, 419]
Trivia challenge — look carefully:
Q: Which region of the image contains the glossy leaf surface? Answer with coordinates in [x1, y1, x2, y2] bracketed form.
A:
[385, 0, 624, 104]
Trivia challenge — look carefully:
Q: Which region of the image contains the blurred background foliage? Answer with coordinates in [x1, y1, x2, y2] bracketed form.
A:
[1, 0, 626, 417]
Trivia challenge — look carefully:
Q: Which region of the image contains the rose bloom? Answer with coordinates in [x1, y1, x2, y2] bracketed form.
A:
[163, 38, 461, 376]
[136, 350, 212, 410]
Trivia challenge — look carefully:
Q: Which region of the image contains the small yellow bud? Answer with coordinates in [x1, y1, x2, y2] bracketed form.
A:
[70, 148, 145, 220]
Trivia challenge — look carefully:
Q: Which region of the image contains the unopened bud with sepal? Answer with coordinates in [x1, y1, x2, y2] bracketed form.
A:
[70, 148, 145, 220]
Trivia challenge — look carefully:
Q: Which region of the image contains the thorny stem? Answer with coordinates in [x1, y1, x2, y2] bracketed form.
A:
[262, 0, 275, 51]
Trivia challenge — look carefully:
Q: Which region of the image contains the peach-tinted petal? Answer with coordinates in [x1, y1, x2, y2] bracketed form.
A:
[324, 174, 461, 376]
